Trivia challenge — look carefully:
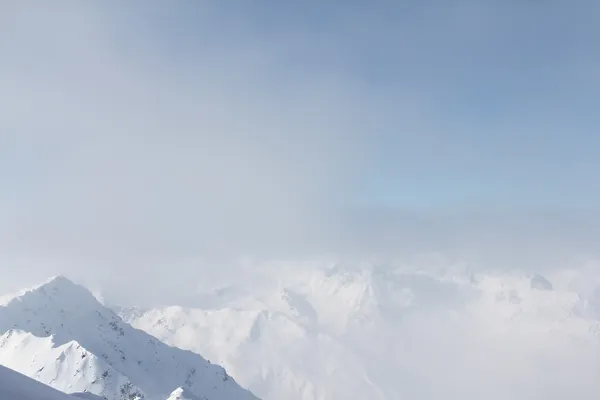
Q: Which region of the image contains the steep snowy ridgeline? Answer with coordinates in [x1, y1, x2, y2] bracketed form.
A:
[119, 263, 600, 400]
[0, 330, 142, 399]
[0, 363, 73, 400]
[0, 276, 258, 400]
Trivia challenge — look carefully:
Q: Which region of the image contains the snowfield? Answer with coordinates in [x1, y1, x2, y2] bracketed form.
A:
[0, 276, 258, 400]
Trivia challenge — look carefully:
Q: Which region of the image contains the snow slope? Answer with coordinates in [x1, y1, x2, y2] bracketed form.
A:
[0, 363, 73, 400]
[0, 276, 258, 400]
[119, 262, 600, 400]
[166, 387, 200, 400]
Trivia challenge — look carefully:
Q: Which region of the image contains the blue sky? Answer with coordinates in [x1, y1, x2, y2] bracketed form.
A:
[3, 1, 600, 211]
[130, 0, 600, 211]
[1, 1, 600, 300]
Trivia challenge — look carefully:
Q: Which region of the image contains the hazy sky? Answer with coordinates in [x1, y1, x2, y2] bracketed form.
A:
[1, 1, 600, 304]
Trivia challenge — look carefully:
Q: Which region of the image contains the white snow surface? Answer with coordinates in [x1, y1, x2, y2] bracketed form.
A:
[117, 261, 600, 400]
[0, 276, 258, 400]
[166, 387, 200, 400]
[0, 363, 74, 400]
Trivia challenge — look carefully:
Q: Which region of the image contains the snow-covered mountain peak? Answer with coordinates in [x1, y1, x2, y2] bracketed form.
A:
[40, 274, 78, 288]
[0, 275, 120, 347]
[0, 277, 259, 400]
[0, 275, 100, 311]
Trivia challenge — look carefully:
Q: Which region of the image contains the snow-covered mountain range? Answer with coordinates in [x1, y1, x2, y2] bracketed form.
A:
[2, 263, 600, 400]
[0, 276, 258, 400]
[117, 262, 600, 400]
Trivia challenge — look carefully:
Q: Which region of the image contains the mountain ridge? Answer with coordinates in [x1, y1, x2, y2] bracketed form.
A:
[0, 276, 259, 400]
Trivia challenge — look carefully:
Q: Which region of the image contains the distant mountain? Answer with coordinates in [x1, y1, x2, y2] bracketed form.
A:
[118, 266, 388, 400]
[119, 263, 600, 400]
[0, 276, 258, 400]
